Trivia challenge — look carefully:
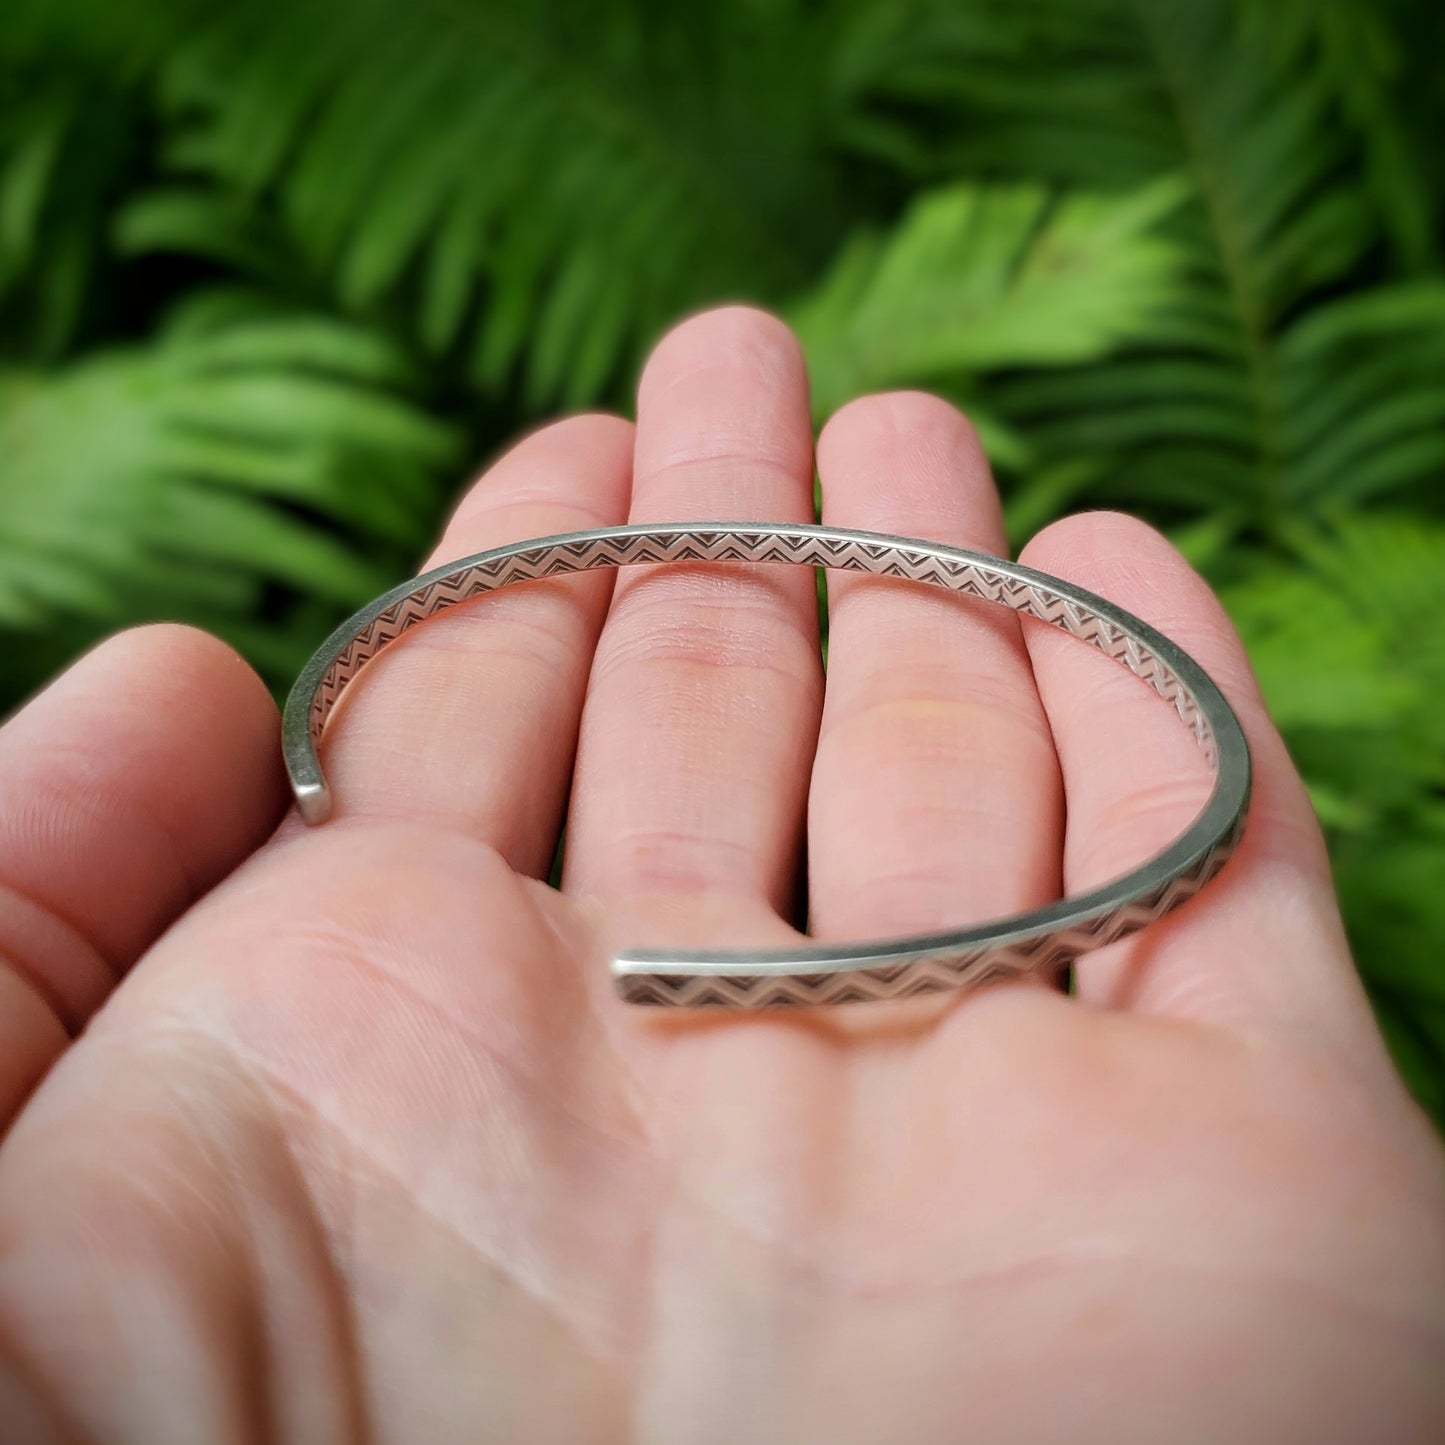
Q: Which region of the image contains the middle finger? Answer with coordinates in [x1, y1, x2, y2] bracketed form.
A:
[564, 308, 822, 947]
[808, 392, 1064, 957]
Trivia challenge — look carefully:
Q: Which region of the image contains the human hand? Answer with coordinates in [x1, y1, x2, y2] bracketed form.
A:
[0, 307, 1441, 1444]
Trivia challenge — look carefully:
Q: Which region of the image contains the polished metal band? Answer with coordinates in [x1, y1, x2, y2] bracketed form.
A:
[283, 524, 1251, 1008]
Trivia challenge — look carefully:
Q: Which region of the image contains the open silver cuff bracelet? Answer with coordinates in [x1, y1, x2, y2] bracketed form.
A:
[283, 524, 1251, 1009]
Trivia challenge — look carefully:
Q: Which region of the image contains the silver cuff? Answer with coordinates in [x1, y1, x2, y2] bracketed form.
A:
[283, 524, 1251, 1008]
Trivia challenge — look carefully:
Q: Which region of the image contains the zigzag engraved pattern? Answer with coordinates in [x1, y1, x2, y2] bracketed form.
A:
[614, 811, 1245, 1008]
[290, 525, 1249, 1007]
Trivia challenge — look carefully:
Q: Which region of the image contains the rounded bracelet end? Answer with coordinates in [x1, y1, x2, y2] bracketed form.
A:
[611, 956, 686, 1007]
[294, 779, 333, 826]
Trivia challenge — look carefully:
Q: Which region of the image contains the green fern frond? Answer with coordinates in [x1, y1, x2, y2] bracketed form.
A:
[791, 177, 1189, 418]
[861, 0, 1431, 266]
[102, 0, 874, 409]
[0, 64, 139, 359]
[827, 0, 1444, 530]
[1225, 513, 1445, 1118]
[0, 296, 458, 668]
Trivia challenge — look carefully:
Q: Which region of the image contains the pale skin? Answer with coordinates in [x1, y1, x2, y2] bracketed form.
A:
[0, 308, 1441, 1444]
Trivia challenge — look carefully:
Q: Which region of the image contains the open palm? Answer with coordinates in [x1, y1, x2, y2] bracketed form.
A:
[0, 308, 1442, 1444]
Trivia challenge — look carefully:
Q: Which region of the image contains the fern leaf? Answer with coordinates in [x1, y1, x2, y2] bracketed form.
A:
[101, 0, 860, 406]
[956, 0, 1445, 528]
[792, 178, 1188, 417]
[1224, 513, 1445, 1119]
[0, 65, 138, 359]
[0, 299, 458, 669]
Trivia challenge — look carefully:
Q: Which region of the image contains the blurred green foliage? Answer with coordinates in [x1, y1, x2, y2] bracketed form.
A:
[1, 0, 1442, 1116]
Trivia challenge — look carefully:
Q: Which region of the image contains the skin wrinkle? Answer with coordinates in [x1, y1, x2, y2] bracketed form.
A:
[295, 805, 532, 853]
[0, 656, 281, 1047]
[818, 692, 1060, 765]
[1026, 525, 1228, 620]
[453, 482, 634, 540]
[0, 1314, 91, 1444]
[1023, 634, 1184, 725]
[181, 1092, 280, 1445]
[204, 1031, 641, 1379]
[582, 892, 800, 964]
[317, 578, 604, 861]
[826, 830, 1045, 903]
[825, 387, 989, 451]
[125, 902, 928, 1415]
[636, 340, 807, 423]
[0, 786, 141, 980]
[1014, 532, 1258, 694]
[243, 1077, 375, 1445]
[157, 869, 651, 1167]
[1111, 937, 1293, 1032]
[625, 1045, 1442, 1436]
[638, 316, 807, 416]
[15, 735, 209, 925]
[804, 1190, 1436, 1336]
[328, 642, 588, 864]
[1052, 712, 1327, 892]
[824, 581, 1013, 638]
[1226, 798, 1334, 883]
[638, 437, 813, 482]
[0, 967, 68, 1139]
[7, 1067, 270, 1444]
[29, 1027, 595, 1439]
[596, 585, 821, 679]
[365, 601, 597, 673]
[842, 796, 1047, 860]
[593, 794, 810, 905]
[593, 832, 780, 898]
[20, 1165, 1436, 1445]
[1079, 774, 1216, 863]
[303, 415, 634, 896]
[650, 1213, 1445, 1361]
[0, 882, 107, 1033]
[592, 628, 821, 694]
[526, 883, 663, 1149]
[148, 1043, 377, 1444]
[1132, 947, 1392, 1092]
[263, 943, 622, 1153]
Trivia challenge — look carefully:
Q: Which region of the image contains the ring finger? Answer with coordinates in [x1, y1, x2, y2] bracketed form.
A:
[808, 392, 1064, 972]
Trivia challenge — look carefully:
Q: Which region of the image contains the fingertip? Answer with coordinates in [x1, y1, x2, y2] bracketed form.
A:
[122, 621, 279, 734]
[511, 410, 635, 465]
[817, 390, 1000, 542]
[443, 412, 636, 544]
[92, 624, 287, 863]
[639, 305, 806, 410]
[626, 302, 815, 513]
[33, 624, 281, 804]
[1022, 510, 1187, 596]
[819, 389, 984, 462]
